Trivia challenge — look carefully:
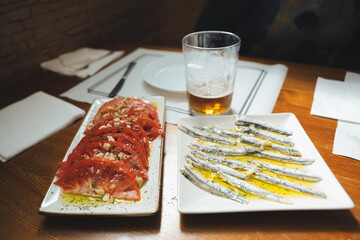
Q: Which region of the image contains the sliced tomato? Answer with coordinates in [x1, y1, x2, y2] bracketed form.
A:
[54, 158, 141, 201]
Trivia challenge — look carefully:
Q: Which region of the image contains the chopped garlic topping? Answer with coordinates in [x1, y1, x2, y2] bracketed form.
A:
[135, 177, 144, 187]
[120, 108, 129, 114]
[102, 193, 110, 201]
[94, 189, 105, 195]
[117, 152, 124, 159]
[103, 143, 110, 150]
[104, 152, 116, 161]
[107, 135, 115, 141]
[87, 122, 93, 130]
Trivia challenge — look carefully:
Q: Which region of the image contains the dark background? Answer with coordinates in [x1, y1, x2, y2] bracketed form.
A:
[0, 0, 206, 90]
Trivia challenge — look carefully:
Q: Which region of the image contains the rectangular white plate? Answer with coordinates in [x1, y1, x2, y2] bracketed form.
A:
[39, 96, 165, 216]
[177, 113, 354, 214]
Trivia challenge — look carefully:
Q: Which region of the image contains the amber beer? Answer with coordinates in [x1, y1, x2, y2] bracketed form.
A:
[187, 78, 233, 115]
[187, 90, 233, 115]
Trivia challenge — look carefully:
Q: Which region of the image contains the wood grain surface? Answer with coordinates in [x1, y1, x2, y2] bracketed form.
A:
[0, 45, 359, 240]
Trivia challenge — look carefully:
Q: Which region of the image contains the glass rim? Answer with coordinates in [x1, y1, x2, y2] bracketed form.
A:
[182, 31, 241, 50]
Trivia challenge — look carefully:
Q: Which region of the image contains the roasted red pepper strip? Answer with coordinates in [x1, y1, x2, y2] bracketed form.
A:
[56, 97, 165, 201]
[54, 158, 141, 201]
[86, 120, 150, 154]
[86, 132, 148, 162]
[57, 140, 149, 182]
[89, 97, 161, 129]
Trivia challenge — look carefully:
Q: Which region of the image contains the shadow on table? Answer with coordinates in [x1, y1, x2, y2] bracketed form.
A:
[181, 210, 359, 233]
[40, 211, 161, 235]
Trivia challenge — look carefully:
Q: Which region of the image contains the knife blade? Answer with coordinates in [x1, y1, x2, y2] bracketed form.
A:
[108, 61, 136, 98]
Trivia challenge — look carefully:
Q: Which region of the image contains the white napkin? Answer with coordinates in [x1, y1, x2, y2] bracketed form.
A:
[41, 47, 124, 78]
[333, 121, 360, 160]
[311, 77, 360, 124]
[333, 71, 360, 161]
[0, 91, 85, 162]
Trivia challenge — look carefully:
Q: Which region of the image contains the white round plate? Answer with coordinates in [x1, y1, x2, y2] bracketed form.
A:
[142, 55, 186, 92]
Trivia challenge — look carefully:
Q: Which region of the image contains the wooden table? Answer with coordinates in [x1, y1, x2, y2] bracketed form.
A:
[1, 45, 359, 240]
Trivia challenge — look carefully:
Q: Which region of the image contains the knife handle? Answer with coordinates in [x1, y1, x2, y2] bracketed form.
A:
[108, 61, 136, 98]
[108, 78, 125, 98]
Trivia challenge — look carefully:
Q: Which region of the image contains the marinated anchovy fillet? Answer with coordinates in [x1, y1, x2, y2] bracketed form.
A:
[219, 172, 292, 204]
[264, 142, 301, 156]
[195, 126, 263, 148]
[236, 125, 294, 146]
[237, 135, 301, 156]
[195, 126, 300, 155]
[181, 166, 248, 204]
[252, 172, 326, 198]
[189, 143, 260, 156]
[185, 154, 247, 180]
[255, 151, 315, 165]
[191, 150, 261, 171]
[179, 125, 236, 145]
[194, 126, 248, 139]
[235, 116, 293, 136]
[248, 159, 322, 182]
[237, 134, 264, 148]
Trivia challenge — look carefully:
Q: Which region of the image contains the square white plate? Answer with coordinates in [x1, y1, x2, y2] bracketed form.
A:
[39, 96, 165, 216]
[177, 113, 354, 214]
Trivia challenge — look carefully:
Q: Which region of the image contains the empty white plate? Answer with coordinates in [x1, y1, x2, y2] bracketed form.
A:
[142, 54, 186, 92]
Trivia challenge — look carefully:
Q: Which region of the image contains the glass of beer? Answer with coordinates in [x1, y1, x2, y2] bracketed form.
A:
[182, 31, 240, 115]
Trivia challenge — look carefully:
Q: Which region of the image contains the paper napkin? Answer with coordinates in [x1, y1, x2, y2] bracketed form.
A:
[332, 71, 360, 161]
[41, 48, 124, 78]
[0, 91, 85, 162]
[333, 121, 360, 160]
[311, 77, 360, 124]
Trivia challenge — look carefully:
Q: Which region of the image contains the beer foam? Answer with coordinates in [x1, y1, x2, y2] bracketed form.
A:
[188, 78, 232, 97]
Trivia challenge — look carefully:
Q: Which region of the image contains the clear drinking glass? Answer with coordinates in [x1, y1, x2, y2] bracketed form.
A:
[182, 31, 241, 115]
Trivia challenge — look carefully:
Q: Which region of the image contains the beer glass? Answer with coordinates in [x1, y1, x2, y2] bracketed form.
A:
[182, 31, 240, 115]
